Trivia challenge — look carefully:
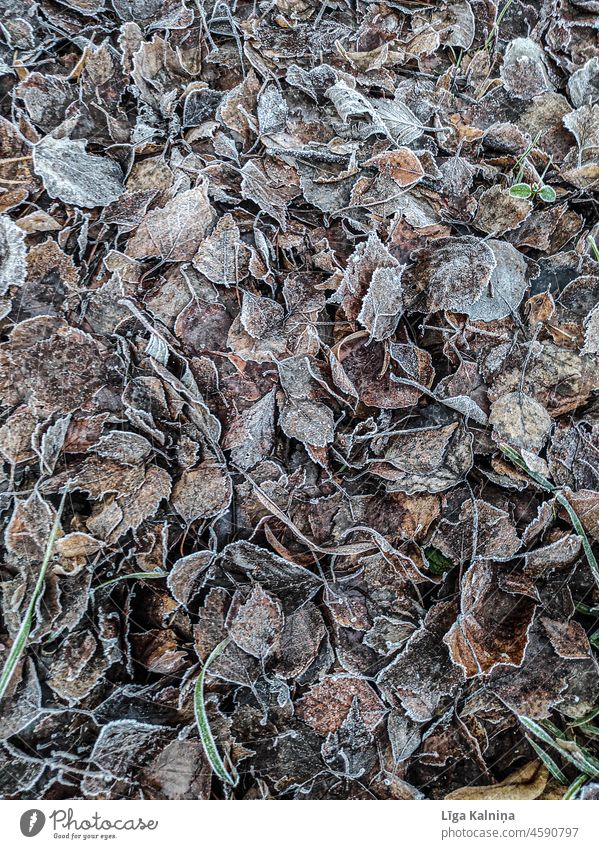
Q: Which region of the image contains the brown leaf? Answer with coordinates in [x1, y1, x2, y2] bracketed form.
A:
[446, 760, 549, 800]
[490, 392, 552, 453]
[444, 561, 536, 677]
[227, 586, 284, 659]
[296, 674, 386, 735]
[172, 463, 232, 523]
[127, 184, 214, 261]
[364, 149, 424, 188]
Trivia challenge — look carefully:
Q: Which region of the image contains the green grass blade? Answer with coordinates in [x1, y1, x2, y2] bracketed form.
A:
[552, 739, 599, 778]
[564, 774, 589, 800]
[556, 491, 599, 587]
[520, 716, 599, 778]
[526, 736, 568, 784]
[93, 570, 168, 591]
[519, 715, 555, 745]
[560, 751, 599, 778]
[194, 637, 238, 787]
[576, 724, 599, 738]
[484, 0, 517, 51]
[575, 602, 599, 617]
[0, 490, 67, 703]
[569, 706, 599, 728]
[499, 444, 555, 491]
[540, 719, 568, 740]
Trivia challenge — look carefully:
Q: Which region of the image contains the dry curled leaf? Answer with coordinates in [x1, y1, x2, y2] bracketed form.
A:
[446, 761, 549, 800]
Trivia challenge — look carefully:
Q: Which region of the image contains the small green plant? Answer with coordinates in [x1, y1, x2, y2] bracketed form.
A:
[508, 131, 556, 202]
[588, 235, 599, 262]
[0, 490, 67, 702]
[509, 182, 556, 203]
[424, 546, 454, 576]
[194, 637, 238, 787]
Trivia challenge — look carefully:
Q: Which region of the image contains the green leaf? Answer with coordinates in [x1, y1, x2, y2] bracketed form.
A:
[538, 185, 556, 203]
[0, 489, 68, 703]
[194, 637, 238, 787]
[509, 183, 532, 199]
[424, 546, 454, 575]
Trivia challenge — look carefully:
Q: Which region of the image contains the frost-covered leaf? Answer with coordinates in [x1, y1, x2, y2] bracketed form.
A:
[127, 184, 214, 261]
[172, 463, 232, 523]
[490, 392, 552, 453]
[33, 135, 124, 208]
[364, 149, 424, 188]
[193, 213, 250, 286]
[467, 240, 529, 321]
[0, 215, 27, 295]
[405, 236, 497, 315]
[501, 38, 553, 99]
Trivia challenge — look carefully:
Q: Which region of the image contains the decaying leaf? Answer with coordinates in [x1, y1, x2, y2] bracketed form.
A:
[490, 392, 552, 453]
[33, 135, 125, 208]
[172, 463, 232, 524]
[444, 561, 536, 677]
[296, 674, 386, 735]
[404, 236, 497, 314]
[0, 215, 27, 294]
[0, 0, 597, 805]
[446, 760, 549, 800]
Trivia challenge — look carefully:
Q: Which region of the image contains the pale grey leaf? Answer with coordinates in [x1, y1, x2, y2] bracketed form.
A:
[33, 135, 124, 208]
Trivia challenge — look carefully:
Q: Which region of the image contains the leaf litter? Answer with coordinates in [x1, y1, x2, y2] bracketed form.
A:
[0, 0, 598, 803]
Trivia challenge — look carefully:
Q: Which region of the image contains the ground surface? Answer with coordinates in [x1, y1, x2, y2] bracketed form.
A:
[0, 0, 599, 801]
